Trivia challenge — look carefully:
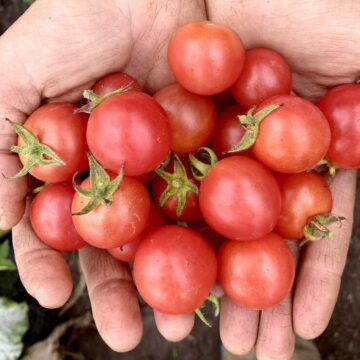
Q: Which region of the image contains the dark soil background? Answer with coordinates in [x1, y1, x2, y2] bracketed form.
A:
[1, 1, 359, 359]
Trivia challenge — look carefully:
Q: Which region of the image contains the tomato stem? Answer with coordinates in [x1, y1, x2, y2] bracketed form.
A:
[310, 159, 337, 177]
[189, 147, 218, 181]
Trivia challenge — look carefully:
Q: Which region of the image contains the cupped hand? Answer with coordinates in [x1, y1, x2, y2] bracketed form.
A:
[1, 0, 359, 356]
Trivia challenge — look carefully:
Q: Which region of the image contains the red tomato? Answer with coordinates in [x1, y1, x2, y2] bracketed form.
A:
[17, 103, 88, 182]
[72, 176, 150, 249]
[168, 22, 245, 95]
[134, 225, 217, 314]
[199, 156, 281, 241]
[154, 84, 217, 154]
[210, 105, 246, 158]
[218, 233, 295, 309]
[30, 184, 86, 252]
[275, 172, 332, 239]
[212, 90, 236, 112]
[135, 171, 154, 185]
[231, 48, 292, 109]
[87, 92, 172, 176]
[92, 72, 142, 96]
[107, 201, 167, 263]
[317, 84, 360, 168]
[190, 221, 226, 253]
[253, 95, 331, 173]
[152, 157, 202, 223]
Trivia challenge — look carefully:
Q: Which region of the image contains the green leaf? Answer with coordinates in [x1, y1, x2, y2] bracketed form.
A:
[0, 259, 17, 272]
[0, 297, 29, 360]
[0, 240, 10, 259]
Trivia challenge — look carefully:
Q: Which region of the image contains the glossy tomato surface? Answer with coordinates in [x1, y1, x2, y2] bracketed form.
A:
[154, 83, 217, 154]
[87, 92, 172, 176]
[275, 172, 332, 239]
[30, 183, 86, 252]
[317, 84, 360, 168]
[168, 22, 245, 95]
[218, 233, 295, 309]
[107, 201, 167, 263]
[72, 176, 150, 249]
[253, 95, 331, 173]
[134, 225, 217, 314]
[20, 103, 88, 182]
[231, 48, 292, 109]
[92, 72, 142, 96]
[199, 156, 281, 240]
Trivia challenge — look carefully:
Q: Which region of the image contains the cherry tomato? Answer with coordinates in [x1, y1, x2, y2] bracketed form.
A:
[92, 72, 142, 96]
[168, 22, 245, 95]
[212, 90, 236, 112]
[231, 48, 292, 109]
[317, 84, 360, 168]
[275, 172, 332, 239]
[17, 103, 88, 182]
[199, 156, 281, 241]
[87, 92, 172, 176]
[154, 83, 217, 154]
[190, 221, 226, 253]
[253, 95, 331, 173]
[107, 201, 167, 263]
[210, 105, 246, 158]
[30, 183, 86, 252]
[218, 233, 295, 309]
[72, 176, 150, 249]
[134, 225, 217, 314]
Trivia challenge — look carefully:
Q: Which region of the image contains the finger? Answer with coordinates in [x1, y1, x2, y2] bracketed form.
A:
[154, 310, 195, 342]
[79, 247, 143, 352]
[293, 170, 356, 339]
[12, 197, 73, 308]
[220, 296, 259, 355]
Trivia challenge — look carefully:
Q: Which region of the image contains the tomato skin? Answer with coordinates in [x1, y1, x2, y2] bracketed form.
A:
[30, 183, 86, 252]
[210, 105, 246, 158]
[92, 72, 143, 96]
[317, 84, 360, 168]
[107, 201, 167, 263]
[275, 172, 332, 239]
[154, 84, 217, 154]
[168, 22, 245, 95]
[212, 90, 236, 112]
[87, 92, 172, 176]
[134, 225, 217, 314]
[253, 95, 331, 173]
[199, 156, 281, 241]
[218, 233, 295, 309]
[190, 221, 226, 253]
[231, 48, 292, 109]
[72, 176, 151, 249]
[19, 103, 88, 183]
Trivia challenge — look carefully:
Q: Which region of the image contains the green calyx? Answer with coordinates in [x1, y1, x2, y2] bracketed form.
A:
[72, 153, 124, 215]
[156, 154, 198, 218]
[226, 104, 282, 154]
[301, 213, 345, 246]
[76, 84, 133, 114]
[189, 147, 218, 181]
[195, 294, 220, 328]
[6, 119, 65, 179]
[310, 158, 337, 177]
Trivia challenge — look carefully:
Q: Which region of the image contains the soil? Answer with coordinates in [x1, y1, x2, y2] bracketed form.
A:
[0, 2, 359, 359]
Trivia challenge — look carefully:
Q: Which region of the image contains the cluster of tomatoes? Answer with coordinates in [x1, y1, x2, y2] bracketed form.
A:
[9, 22, 360, 320]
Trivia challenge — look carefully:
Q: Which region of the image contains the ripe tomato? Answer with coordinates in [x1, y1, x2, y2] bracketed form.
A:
[231, 48, 292, 109]
[30, 183, 86, 252]
[210, 105, 246, 158]
[134, 225, 217, 314]
[317, 84, 360, 168]
[92, 72, 142, 96]
[154, 84, 217, 154]
[190, 221, 226, 253]
[72, 176, 150, 249]
[86, 92, 172, 176]
[218, 233, 295, 309]
[275, 172, 332, 239]
[168, 22, 245, 95]
[253, 95, 331, 173]
[107, 201, 167, 263]
[199, 156, 281, 241]
[212, 90, 236, 112]
[152, 156, 202, 223]
[14, 103, 88, 182]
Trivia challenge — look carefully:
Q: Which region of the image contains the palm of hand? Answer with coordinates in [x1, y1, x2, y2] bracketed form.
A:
[0, 0, 358, 357]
